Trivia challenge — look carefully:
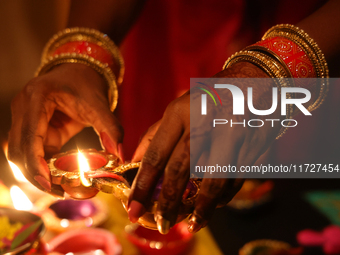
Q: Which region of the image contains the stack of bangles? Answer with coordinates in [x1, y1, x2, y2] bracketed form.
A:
[223, 24, 329, 139]
[35, 27, 124, 112]
[35, 25, 329, 139]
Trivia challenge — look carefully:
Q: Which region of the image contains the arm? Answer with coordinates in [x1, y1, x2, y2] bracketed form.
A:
[128, 0, 340, 234]
[297, 0, 340, 74]
[8, 0, 146, 195]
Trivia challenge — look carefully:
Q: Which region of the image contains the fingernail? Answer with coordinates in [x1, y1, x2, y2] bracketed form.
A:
[100, 132, 117, 154]
[34, 175, 51, 191]
[188, 214, 206, 233]
[39, 157, 51, 176]
[188, 220, 202, 233]
[156, 215, 170, 235]
[128, 200, 146, 223]
[118, 143, 125, 163]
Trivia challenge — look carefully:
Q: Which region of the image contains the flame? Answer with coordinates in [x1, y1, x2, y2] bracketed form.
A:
[3, 141, 28, 183]
[10, 185, 33, 211]
[77, 150, 92, 187]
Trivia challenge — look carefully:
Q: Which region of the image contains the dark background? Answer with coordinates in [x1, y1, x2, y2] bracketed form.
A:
[209, 178, 339, 255]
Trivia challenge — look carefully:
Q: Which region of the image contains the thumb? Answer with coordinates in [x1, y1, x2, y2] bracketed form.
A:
[131, 120, 161, 162]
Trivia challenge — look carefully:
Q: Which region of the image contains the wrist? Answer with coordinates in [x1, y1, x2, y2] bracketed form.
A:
[44, 63, 109, 97]
[36, 27, 123, 112]
[222, 24, 329, 139]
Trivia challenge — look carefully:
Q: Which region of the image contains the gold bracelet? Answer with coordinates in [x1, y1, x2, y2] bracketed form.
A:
[244, 45, 294, 78]
[262, 24, 329, 112]
[223, 50, 294, 139]
[42, 27, 124, 85]
[35, 53, 118, 112]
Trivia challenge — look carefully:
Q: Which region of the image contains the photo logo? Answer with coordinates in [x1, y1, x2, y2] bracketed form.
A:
[199, 84, 312, 116]
[196, 82, 222, 115]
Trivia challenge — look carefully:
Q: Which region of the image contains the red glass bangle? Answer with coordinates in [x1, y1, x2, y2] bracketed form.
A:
[53, 41, 114, 71]
[251, 37, 316, 79]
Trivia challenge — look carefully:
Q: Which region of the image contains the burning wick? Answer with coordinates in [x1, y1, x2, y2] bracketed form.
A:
[77, 151, 92, 187]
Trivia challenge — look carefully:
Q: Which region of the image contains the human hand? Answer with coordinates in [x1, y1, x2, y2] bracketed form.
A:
[8, 63, 124, 196]
[128, 62, 282, 234]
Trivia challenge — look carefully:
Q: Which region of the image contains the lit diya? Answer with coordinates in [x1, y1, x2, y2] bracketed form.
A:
[47, 149, 200, 231]
[47, 228, 122, 255]
[125, 222, 193, 255]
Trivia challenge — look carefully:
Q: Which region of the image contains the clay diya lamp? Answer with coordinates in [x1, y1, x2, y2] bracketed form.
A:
[0, 207, 45, 255]
[46, 228, 122, 255]
[34, 196, 108, 233]
[47, 149, 200, 231]
[125, 222, 193, 255]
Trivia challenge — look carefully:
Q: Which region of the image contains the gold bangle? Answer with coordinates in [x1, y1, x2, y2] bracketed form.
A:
[223, 50, 291, 79]
[35, 53, 118, 112]
[263, 24, 329, 77]
[262, 24, 329, 112]
[223, 50, 294, 139]
[244, 45, 294, 78]
[42, 27, 124, 85]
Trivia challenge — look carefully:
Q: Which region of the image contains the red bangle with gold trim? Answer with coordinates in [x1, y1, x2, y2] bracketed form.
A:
[246, 37, 316, 79]
[52, 41, 114, 70]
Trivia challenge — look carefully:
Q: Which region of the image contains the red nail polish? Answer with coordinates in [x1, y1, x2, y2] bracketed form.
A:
[128, 200, 146, 223]
[39, 157, 50, 175]
[100, 132, 117, 154]
[34, 175, 51, 191]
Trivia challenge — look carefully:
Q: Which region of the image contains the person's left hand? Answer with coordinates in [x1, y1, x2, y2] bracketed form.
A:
[128, 62, 281, 234]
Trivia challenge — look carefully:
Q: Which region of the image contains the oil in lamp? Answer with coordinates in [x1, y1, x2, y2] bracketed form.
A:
[47, 149, 200, 231]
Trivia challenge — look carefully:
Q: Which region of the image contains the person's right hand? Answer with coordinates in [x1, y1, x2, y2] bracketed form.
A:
[8, 63, 124, 196]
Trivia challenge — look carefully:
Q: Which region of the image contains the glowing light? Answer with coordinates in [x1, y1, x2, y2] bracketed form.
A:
[10, 186, 33, 211]
[8, 161, 28, 183]
[60, 219, 70, 228]
[77, 151, 92, 187]
[3, 142, 28, 183]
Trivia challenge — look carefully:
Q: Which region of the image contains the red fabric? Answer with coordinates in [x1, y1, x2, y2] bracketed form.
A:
[118, 0, 335, 163]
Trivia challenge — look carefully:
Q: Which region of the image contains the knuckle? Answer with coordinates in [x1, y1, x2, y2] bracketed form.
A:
[20, 125, 36, 150]
[142, 149, 164, 170]
[166, 159, 188, 179]
[23, 79, 41, 98]
[135, 177, 150, 192]
[164, 99, 181, 116]
[162, 179, 179, 201]
[164, 98, 189, 122]
[158, 199, 171, 212]
[203, 179, 226, 196]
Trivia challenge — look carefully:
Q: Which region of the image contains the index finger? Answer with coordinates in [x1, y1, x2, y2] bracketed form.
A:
[20, 94, 57, 191]
[128, 110, 184, 223]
